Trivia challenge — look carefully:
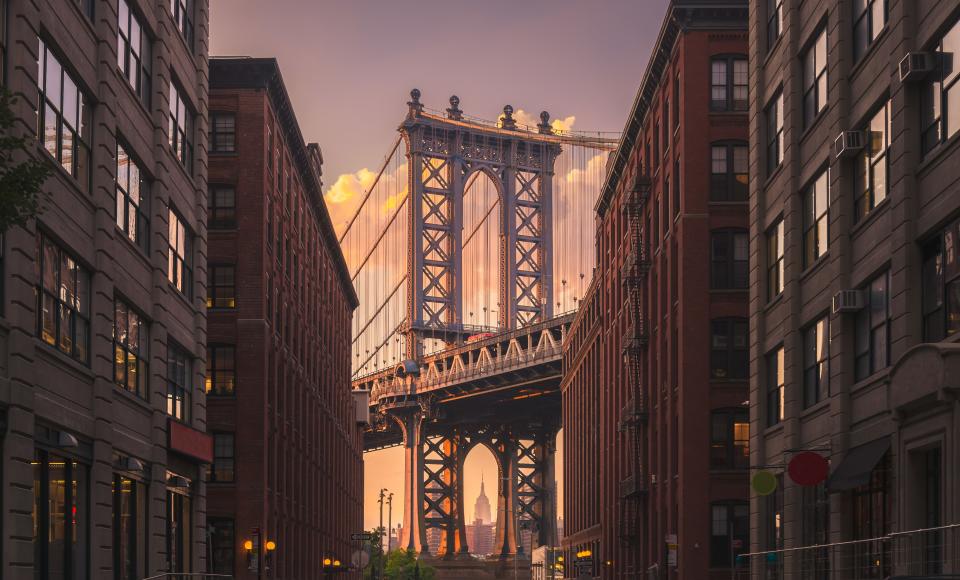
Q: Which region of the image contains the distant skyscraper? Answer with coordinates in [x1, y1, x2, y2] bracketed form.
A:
[475, 474, 493, 524]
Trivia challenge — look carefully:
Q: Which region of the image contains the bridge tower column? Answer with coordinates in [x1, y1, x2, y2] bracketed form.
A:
[393, 406, 427, 553]
[494, 438, 520, 558]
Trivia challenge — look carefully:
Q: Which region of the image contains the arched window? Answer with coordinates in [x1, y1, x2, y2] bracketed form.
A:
[710, 55, 748, 112]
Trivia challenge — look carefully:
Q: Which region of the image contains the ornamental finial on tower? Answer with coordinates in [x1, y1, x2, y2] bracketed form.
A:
[446, 95, 463, 120]
[538, 110, 553, 134]
[407, 88, 423, 116]
[501, 104, 517, 130]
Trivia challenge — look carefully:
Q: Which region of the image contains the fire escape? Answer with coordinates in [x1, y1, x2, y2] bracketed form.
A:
[618, 169, 651, 553]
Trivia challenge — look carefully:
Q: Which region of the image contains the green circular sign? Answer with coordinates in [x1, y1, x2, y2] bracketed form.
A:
[752, 470, 778, 496]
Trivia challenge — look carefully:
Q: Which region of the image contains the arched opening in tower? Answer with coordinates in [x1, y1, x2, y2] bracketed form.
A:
[462, 443, 499, 557]
[461, 169, 502, 332]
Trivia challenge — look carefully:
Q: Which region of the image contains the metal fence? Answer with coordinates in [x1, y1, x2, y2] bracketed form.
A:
[736, 523, 960, 579]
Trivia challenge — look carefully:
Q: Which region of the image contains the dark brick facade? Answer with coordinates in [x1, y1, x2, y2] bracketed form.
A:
[206, 57, 362, 580]
[562, 2, 748, 578]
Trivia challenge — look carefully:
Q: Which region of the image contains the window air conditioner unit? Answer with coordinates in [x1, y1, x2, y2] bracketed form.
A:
[834, 131, 864, 158]
[899, 52, 936, 83]
[832, 290, 864, 315]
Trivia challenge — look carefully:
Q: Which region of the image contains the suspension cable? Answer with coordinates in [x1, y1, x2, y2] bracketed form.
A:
[352, 274, 407, 345]
[337, 135, 402, 243]
[350, 194, 409, 282]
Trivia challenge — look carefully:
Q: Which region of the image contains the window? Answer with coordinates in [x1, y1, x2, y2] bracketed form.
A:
[653, 122, 660, 164]
[673, 159, 680, 218]
[211, 433, 235, 482]
[766, 92, 784, 175]
[117, 0, 151, 103]
[673, 73, 680, 129]
[166, 343, 191, 421]
[767, 0, 783, 50]
[855, 271, 890, 381]
[116, 143, 149, 250]
[922, 20, 960, 154]
[803, 318, 829, 408]
[208, 518, 235, 575]
[710, 409, 749, 470]
[854, 0, 886, 62]
[36, 232, 90, 363]
[209, 112, 235, 153]
[208, 185, 236, 229]
[918, 447, 942, 574]
[113, 474, 147, 580]
[803, 29, 828, 128]
[167, 208, 192, 296]
[711, 318, 748, 380]
[207, 264, 235, 309]
[662, 181, 670, 236]
[922, 223, 960, 341]
[170, 0, 193, 47]
[710, 142, 748, 201]
[711, 229, 748, 290]
[74, 0, 93, 20]
[803, 171, 829, 267]
[710, 56, 748, 112]
[205, 345, 235, 396]
[767, 347, 784, 426]
[38, 39, 91, 186]
[767, 220, 785, 301]
[710, 501, 749, 567]
[764, 475, 785, 580]
[165, 485, 192, 573]
[33, 447, 89, 580]
[852, 453, 891, 579]
[855, 100, 891, 221]
[168, 81, 193, 171]
[800, 484, 830, 578]
[114, 298, 148, 399]
[662, 98, 670, 151]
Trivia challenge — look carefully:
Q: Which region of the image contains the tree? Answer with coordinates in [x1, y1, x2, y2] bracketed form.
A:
[383, 550, 436, 580]
[0, 88, 50, 232]
[362, 528, 386, 580]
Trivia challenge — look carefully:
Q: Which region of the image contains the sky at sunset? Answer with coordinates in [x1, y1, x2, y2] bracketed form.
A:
[209, 0, 669, 532]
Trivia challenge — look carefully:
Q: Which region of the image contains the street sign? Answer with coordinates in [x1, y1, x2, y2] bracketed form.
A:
[351, 532, 373, 542]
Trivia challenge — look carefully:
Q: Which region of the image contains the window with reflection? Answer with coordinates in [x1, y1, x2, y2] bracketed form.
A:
[802, 29, 828, 128]
[166, 343, 191, 421]
[165, 483, 192, 573]
[207, 264, 235, 309]
[38, 39, 91, 187]
[767, 347, 784, 426]
[710, 56, 748, 112]
[767, 0, 783, 51]
[114, 298, 148, 399]
[922, 18, 960, 154]
[710, 142, 748, 201]
[852, 452, 891, 579]
[711, 501, 749, 567]
[710, 409, 749, 470]
[170, 0, 193, 47]
[855, 271, 890, 381]
[711, 318, 748, 380]
[711, 229, 748, 290]
[168, 81, 194, 172]
[208, 185, 236, 230]
[117, 0, 151, 103]
[209, 112, 235, 153]
[33, 447, 89, 580]
[205, 345, 235, 396]
[766, 92, 784, 175]
[767, 219, 785, 301]
[922, 221, 960, 342]
[854, 0, 887, 62]
[112, 473, 147, 580]
[36, 232, 90, 363]
[764, 475, 785, 579]
[116, 142, 149, 251]
[208, 518, 234, 575]
[803, 317, 829, 408]
[211, 433, 235, 482]
[167, 208, 192, 296]
[855, 100, 890, 222]
[803, 171, 829, 267]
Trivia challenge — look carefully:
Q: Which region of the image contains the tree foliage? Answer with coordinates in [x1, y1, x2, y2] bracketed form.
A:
[383, 549, 436, 580]
[0, 88, 50, 232]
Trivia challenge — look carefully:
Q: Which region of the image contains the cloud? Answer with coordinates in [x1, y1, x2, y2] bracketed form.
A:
[563, 151, 607, 184]
[551, 115, 576, 133]
[497, 108, 576, 134]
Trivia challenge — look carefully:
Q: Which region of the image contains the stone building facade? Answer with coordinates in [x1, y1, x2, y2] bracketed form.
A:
[749, 0, 960, 576]
[0, 1, 211, 579]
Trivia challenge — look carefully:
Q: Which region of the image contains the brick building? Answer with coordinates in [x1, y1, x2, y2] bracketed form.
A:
[562, 1, 749, 578]
[205, 57, 363, 579]
[0, 0, 211, 579]
[748, 0, 960, 576]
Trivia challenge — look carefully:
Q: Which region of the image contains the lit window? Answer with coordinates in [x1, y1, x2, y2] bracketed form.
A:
[113, 474, 147, 580]
[206, 345, 235, 396]
[855, 271, 890, 381]
[117, 0, 151, 103]
[921, 19, 960, 154]
[710, 56, 748, 112]
[33, 449, 90, 580]
[207, 264, 236, 309]
[37, 39, 91, 186]
[116, 142, 149, 250]
[767, 347, 784, 426]
[767, 220, 785, 301]
[167, 208, 192, 296]
[710, 142, 748, 201]
[36, 232, 90, 363]
[802, 29, 828, 128]
[114, 298, 148, 399]
[168, 81, 194, 171]
[166, 343, 191, 421]
[803, 318, 829, 408]
[802, 171, 829, 267]
[209, 112, 235, 153]
[853, 0, 887, 62]
[710, 409, 749, 470]
[854, 100, 891, 221]
[766, 92, 784, 175]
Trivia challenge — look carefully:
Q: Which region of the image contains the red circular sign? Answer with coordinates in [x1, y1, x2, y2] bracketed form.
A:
[787, 451, 829, 486]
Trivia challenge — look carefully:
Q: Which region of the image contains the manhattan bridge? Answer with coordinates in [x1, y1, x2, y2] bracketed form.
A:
[342, 89, 616, 562]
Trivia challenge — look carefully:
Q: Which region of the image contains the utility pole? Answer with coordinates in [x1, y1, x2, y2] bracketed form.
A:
[378, 488, 388, 579]
[387, 492, 394, 554]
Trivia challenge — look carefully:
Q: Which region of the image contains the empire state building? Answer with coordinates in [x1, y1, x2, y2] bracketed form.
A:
[467, 474, 495, 555]
[474, 475, 492, 524]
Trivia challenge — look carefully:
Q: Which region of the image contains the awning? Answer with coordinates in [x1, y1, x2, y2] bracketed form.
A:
[827, 437, 891, 492]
